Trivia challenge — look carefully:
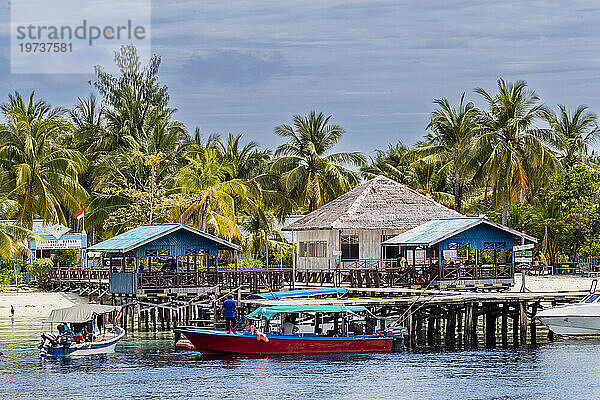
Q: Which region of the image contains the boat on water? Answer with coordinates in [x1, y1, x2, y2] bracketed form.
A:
[175, 304, 405, 355]
[39, 304, 124, 357]
[537, 288, 600, 336]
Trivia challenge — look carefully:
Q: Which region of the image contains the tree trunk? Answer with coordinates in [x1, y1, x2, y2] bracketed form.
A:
[542, 225, 548, 255]
[502, 181, 510, 226]
[454, 169, 463, 213]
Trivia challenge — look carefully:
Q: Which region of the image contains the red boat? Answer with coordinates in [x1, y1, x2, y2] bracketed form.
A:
[175, 305, 404, 355]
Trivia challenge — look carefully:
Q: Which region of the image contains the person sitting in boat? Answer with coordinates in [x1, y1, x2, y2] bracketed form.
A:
[281, 316, 299, 335]
[58, 323, 75, 337]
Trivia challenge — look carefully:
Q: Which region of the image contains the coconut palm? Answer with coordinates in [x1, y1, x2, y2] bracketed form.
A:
[0, 92, 87, 228]
[417, 94, 480, 213]
[361, 142, 417, 185]
[471, 79, 557, 225]
[177, 148, 248, 239]
[0, 197, 38, 258]
[271, 111, 365, 212]
[544, 105, 599, 166]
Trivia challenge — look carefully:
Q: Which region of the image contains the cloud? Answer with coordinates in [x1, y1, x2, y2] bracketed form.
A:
[179, 50, 290, 87]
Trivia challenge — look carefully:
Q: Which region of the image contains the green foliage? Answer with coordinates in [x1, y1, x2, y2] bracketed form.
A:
[54, 249, 79, 268]
[26, 258, 54, 282]
[227, 258, 265, 270]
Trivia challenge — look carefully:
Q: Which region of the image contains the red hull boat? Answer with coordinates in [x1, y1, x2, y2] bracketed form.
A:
[176, 328, 393, 355]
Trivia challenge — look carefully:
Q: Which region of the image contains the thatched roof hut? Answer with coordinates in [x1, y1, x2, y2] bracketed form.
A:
[282, 175, 462, 231]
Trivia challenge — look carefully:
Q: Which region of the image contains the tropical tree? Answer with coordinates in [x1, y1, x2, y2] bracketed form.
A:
[544, 105, 599, 166]
[0, 92, 87, 228]
[176, 148, 247, 239]
[361, 142, 417, 185]
[471, 79, 557, 225]
[271, 111, 365, 212]
[417, 94, 480, 213]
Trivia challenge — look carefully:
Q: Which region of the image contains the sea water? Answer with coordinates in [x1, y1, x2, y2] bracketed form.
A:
[1, 316, 600, 399]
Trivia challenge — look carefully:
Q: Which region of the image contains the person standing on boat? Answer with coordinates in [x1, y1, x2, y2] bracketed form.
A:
[221, 294, 237, 332]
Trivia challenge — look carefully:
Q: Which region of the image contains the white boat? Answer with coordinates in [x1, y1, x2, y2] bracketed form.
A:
[537, 290, 600, 336]
[39, 304, 125, 357]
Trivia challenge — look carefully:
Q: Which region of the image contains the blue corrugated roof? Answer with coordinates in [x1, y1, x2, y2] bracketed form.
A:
[382, 217, 537, 247]
[88, 223, 242, 252]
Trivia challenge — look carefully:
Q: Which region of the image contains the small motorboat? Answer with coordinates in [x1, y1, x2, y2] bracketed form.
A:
[39, 304, 124, 357]
[538, 286, 600, 336]
[175, 304, 405, 355]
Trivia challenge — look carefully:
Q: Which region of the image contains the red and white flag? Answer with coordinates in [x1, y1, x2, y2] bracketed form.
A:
[74, 207, 85, 220]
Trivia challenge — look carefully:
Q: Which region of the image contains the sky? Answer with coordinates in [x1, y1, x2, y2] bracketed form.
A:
[1, 1, 600, 155]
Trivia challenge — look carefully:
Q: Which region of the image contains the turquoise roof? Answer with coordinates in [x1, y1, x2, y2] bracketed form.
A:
[88, 223, 241, 253]
[382, 217, 537, 247]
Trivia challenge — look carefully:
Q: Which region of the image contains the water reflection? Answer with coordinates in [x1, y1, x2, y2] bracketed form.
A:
[2, 317, 600, 399]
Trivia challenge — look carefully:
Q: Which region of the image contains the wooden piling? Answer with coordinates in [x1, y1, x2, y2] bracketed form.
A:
[464, 303, 473, 348]
[427, 316, 435, 346]
[406, 310, 413, 348]
[501, 303, 508, 348]
[485, 305, 496, 348]
[519, 301, 527, 345]
[512, 311, 519, 346]
[530, 302, 538, 346]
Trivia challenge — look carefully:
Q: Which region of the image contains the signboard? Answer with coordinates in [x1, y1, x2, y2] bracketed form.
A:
[36, 238, 82, 250]
[514, 250, 533, 263]
[332, 250, 342, 256]
[514, 244, 535, 251]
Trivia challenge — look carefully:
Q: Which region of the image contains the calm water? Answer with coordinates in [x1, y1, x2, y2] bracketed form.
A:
[1, 317, 600, 400]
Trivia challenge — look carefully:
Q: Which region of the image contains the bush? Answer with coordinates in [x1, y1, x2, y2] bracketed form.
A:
[227, 258, 265, 270]
[27, 258, 54, 282]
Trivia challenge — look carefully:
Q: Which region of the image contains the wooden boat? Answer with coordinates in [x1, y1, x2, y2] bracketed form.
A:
[175, 305, 404, 355]
[39, 304, 124, 358]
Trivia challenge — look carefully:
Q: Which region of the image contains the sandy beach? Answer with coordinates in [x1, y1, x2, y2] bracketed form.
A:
[510, 272, 596, 293]
[0, 290, 86, 319]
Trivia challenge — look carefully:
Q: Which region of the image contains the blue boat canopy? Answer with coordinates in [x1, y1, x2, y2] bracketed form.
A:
[246, 305, 371, 320]
[247, 287, 348, 300]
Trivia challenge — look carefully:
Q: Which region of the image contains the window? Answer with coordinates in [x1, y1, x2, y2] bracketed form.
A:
[299, 241, 327, 257]
[341, 235, 359, 259]
[382, 234, 400, 259]
[299, 242, 308, 257]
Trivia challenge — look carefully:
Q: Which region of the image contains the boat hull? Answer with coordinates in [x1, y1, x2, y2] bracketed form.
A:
[44, 326, 125, 357]
[177, 328, 393, 355]
[538, 316, 600, 336]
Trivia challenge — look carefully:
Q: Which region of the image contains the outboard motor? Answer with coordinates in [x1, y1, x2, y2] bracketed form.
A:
[384, 326, 408, 352]
[39, 332, 58, 357]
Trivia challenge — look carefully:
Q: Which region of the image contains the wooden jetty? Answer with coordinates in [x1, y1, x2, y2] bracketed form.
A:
[243, 290, 588, 348]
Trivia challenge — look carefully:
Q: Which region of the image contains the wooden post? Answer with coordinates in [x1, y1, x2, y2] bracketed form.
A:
[456, 309, 463, 345]
[406, 310, 413, 348]
[137, 304, 142, 332]
[485, 305, 496, 348]
[530, 302, 538, 346]
[445, 307, 456, 347]
[427, 315, 435, 346]
[471, 309, 478, 349]
[501, 303, 508, 348]
[160, 306, 165, 331]
[416, 315, 424, 346]
[512, 310, 519, 346]
[519, 301, 527, 345]
[464, 303, 473, 348]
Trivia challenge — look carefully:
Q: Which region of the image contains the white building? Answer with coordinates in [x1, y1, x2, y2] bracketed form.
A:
[282, 175, 462, 271]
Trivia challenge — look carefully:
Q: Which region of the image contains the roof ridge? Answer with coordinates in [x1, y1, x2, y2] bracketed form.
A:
[331, 176, 381, 228]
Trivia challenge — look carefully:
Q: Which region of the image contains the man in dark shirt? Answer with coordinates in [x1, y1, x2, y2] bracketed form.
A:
[221, 294, 237, 332]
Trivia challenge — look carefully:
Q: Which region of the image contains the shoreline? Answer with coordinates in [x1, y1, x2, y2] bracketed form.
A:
[0, 289, 87, 319]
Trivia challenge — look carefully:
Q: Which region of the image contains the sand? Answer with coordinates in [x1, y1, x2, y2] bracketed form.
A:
[511, 272, 597, 293]
[0, 289, 86, 319]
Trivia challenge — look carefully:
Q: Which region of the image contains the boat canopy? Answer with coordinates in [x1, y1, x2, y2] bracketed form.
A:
[247, 287, 348, 300]
[45, 304, 120, 324]
[246, 305, 371, 320]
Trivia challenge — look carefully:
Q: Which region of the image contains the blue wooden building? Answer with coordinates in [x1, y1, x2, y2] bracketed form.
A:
[382, 217, 538, 288]
[88, 223, 242, 295]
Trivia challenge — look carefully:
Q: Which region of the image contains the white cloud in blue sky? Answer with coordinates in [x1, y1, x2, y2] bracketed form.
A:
[1, 0, 600, 154]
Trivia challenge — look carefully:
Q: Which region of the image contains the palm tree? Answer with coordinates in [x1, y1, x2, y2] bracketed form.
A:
[544, 105, 599, 166]
[0, 92, 87, 228]
[471, 79, 557, 225]
[271, 111, 365, 212]
[361, 142, 417, 185]
[417, 94, 480, 213]
[0, 197, 38, 258]
[176, 148, 247, 239]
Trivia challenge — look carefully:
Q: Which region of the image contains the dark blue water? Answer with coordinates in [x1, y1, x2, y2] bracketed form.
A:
[2, 316, 600, 399]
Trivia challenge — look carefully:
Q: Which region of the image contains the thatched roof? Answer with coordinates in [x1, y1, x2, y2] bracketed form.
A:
[282, 175, 462, 231]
